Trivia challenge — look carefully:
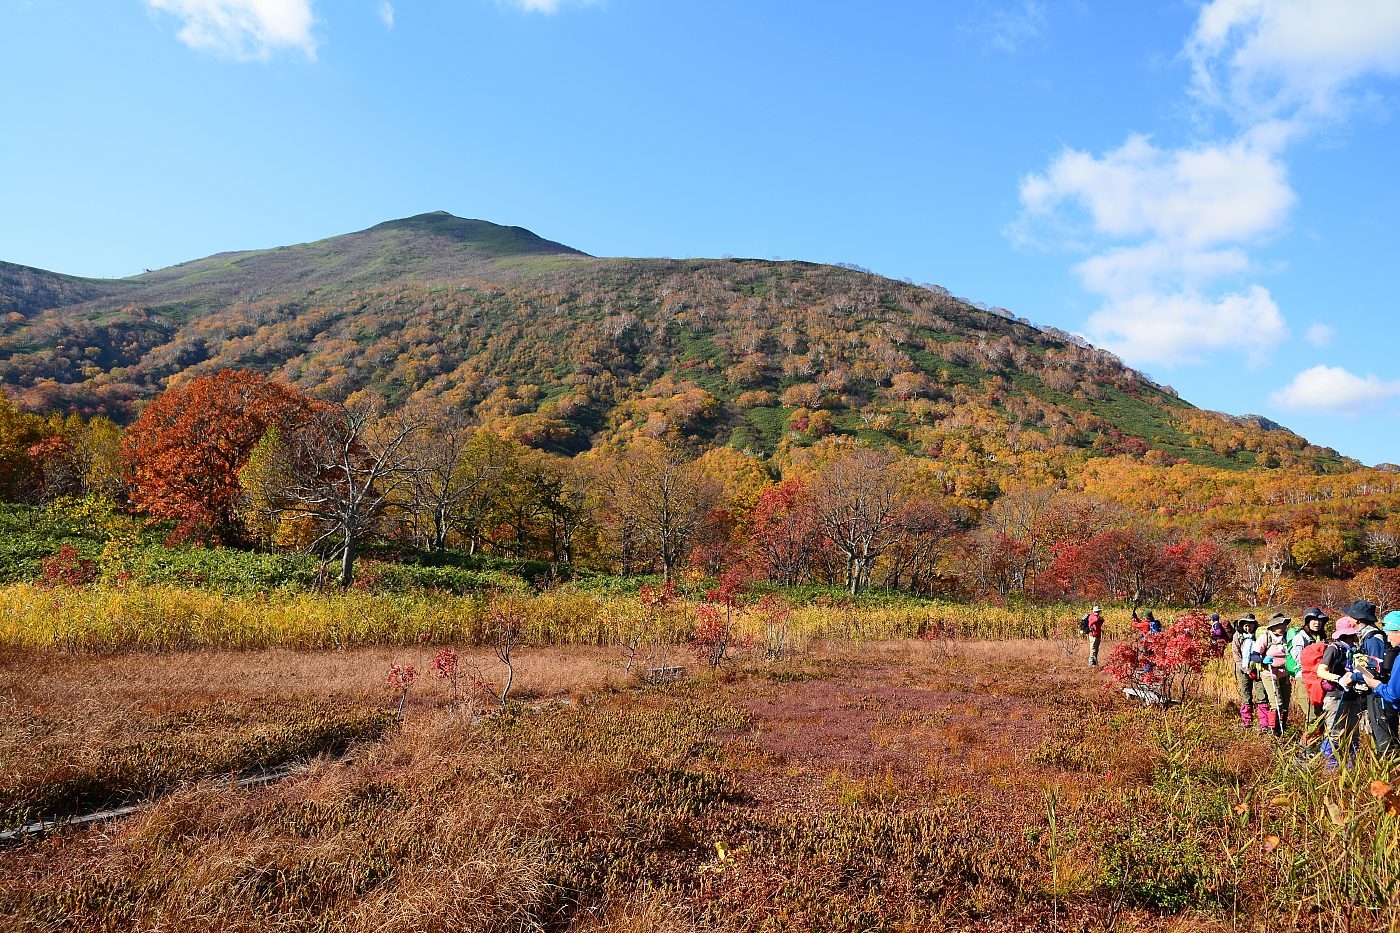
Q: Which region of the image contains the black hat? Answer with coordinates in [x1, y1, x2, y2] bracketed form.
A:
[1302, 607, 1327, 622]
[1344, 600, 1379, 625]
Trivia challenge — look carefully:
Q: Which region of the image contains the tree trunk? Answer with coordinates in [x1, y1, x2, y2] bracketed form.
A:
[340, 535, 357, 588]
[433, 506, 448, 552]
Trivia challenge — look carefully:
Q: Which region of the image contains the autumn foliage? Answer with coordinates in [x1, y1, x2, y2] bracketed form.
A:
[1103, 610, 1214, 704]
[120, 370, 317, 542]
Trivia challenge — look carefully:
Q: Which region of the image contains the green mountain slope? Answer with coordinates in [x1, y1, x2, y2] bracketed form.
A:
[0, 262, 135, 316]
[0, 212, 1353, 475]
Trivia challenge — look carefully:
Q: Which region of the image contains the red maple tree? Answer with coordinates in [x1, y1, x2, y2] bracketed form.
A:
[120, 370, 317, 542]
[1103, 609, 1214, 705]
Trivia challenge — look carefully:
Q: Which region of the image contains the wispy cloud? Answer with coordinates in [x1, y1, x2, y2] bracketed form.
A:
[1272, 365, 1400, 415]
[502, 0, 596, 13]
[1012, 0, 1400, 370]
[963, 1, 1046, 53]
[378, 0, 393, 29]
[145, 0, 317, 60]
[1305, 322, 1335, 348]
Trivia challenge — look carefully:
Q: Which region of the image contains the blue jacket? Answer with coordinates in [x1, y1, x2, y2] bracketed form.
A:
[1361, 630, 1388, 670]
[1374, 667, 1400, 706]
[1370, 644, 1400, 708]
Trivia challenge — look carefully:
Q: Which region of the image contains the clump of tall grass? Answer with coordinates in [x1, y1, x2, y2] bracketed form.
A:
[0, 585, 652, 652]
[1, 582, 1158, 653]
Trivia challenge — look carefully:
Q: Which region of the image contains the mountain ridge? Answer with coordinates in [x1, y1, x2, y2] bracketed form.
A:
[0, 212, 1359, 476]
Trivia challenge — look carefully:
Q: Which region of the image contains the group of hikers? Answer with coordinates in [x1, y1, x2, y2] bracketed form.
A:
[1080, 599, 1400, 769]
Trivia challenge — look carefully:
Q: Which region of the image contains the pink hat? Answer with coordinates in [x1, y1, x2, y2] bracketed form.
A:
[1334, 617, 1361, 637]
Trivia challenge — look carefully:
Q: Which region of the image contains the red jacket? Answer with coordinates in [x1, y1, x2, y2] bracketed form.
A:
[1087, 612, 1104, 637]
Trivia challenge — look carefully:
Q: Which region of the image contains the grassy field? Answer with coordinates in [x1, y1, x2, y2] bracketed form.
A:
[2, 592, 1399, 931]
[0, 582, 1091, 653]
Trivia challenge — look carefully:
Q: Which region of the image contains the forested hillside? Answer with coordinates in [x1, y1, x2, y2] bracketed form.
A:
[2, 215, 1397, 607]
[0, 212, 1351, 486]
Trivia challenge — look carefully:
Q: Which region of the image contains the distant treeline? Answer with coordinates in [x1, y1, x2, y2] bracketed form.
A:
[2, 370, 1397, 606]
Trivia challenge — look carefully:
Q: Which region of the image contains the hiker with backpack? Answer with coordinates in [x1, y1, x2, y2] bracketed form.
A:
[1083, 605, 1104, 667]
[1347, 600, 1398, 757]
[1209, 614, 1230, 657]
[1359, 611, 1400, 756]
[1291, 608, 1330, 744]
[1232, 613, 1262, 729]
[1254, 613, 1292, 737]
[1317, 616, 1366, 769]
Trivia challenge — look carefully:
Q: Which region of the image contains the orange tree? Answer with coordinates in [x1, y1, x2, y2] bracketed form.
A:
[120, 370, 317, 542]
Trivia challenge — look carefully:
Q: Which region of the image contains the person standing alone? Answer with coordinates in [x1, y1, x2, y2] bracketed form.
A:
[1085, 605, 1104, 667]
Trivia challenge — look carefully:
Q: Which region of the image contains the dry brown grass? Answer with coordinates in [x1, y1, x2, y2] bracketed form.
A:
[0, 644, 629, 834]
[2, 644, 628, 717]
[2, 639, 1394, 931]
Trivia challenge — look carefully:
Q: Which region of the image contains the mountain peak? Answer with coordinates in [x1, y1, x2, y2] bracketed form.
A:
[360, 212, 589, 259]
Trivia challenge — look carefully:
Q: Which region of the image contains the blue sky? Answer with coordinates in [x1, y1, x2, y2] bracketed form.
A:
[2, 0, 1398, 464]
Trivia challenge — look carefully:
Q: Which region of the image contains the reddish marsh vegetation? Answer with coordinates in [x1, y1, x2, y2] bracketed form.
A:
[5, 637, 1399, 931]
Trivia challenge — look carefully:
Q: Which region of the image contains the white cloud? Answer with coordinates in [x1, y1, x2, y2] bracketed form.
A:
[1074, 244, 1253, 297]
[378, 0, 393, 28]
[1188, 0, 1400, 123]
[1020, 134, 1294, 249]
[1018, 135, 1294, 366]
[1085, 284, 1287, 368]
[1305, 322, 1335, 347]
[1013, 0, 1400, 370]
[146, 0, 317, 60]
[1272, 365, 1400, 414]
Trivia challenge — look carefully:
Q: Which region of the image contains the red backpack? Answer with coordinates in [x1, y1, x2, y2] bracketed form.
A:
[1300, 641, 1328, 706]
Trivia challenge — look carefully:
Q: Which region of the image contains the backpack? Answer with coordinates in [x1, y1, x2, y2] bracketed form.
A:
[1300, 641, 1328, 705]
[1285, 641, 1305, 677]
[1248, 627, 1276, 670]
[1078, 614, 1091, 636]
[1239, 633, 1256, 669]
[1360, 625, 1385, 662]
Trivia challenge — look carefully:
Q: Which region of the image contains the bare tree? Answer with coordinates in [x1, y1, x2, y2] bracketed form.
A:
[879, 497, 961, 595]
[977, 489, 1116, 596]
[1237, 538, 1291, 608]
[809, 449, 904, 596]
[608, 442, 718, 582]
[248, 396, 425, 587]
[488, 602, 519, 709]
[399, 403, 476, 552]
